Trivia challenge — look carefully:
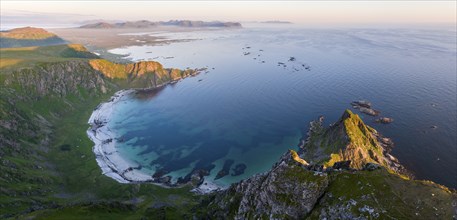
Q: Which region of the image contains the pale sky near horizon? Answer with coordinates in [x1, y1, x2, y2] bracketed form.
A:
[1, 1, 456, 25]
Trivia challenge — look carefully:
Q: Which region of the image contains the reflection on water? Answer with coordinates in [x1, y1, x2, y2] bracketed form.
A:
[109, 24, 457, 188]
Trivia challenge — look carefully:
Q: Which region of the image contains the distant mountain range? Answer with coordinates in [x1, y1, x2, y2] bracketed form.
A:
[80, 20, 242, 29]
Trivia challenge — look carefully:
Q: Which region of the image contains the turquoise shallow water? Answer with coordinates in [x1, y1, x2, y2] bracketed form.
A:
[108, 24, 457, 188]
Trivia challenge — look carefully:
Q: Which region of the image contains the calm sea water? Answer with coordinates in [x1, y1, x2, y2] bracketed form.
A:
[108, 24, 457, 188]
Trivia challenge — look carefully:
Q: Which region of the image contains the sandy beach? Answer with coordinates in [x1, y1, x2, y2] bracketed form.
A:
[87, 89, 154, 183]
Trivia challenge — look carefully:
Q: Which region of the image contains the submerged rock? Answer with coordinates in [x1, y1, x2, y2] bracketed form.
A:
[231, 163, 247, 176]
[215, 159, 234, 180]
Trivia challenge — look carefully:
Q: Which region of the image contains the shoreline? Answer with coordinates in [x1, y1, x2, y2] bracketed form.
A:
[87, 87, 225, 193]
[87, 89, 154, 183]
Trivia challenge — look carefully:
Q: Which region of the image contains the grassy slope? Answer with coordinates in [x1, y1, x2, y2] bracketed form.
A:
[0, 45, 204, 219]
[0, 44, 98, 69]
[308, 169, 454, 219]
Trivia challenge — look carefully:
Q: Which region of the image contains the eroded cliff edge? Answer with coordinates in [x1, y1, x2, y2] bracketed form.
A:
[204, 110, 456, 219]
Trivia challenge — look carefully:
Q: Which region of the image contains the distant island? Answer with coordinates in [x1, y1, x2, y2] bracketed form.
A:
[80, 20, 242, 29]
[261, 20, 292, 24]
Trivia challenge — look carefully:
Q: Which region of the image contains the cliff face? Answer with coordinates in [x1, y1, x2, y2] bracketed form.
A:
[4, 60, 109, 97]
[205, 111, 456, 219]
[89, 59, 199, 88]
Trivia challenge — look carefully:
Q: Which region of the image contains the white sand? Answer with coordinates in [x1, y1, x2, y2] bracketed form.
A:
[87, 89, 153, 183]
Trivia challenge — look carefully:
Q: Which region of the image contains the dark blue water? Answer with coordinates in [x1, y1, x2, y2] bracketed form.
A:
[109, 24, 457, 188]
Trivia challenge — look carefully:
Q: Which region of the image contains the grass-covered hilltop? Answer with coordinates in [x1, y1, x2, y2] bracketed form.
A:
[0, 27, 455, 219]
[0, 27, 67, 48]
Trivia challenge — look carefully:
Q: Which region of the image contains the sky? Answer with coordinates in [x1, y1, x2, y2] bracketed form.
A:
[1, 1, 456, 27]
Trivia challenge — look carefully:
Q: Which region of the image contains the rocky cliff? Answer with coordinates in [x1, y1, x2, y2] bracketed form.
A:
[204, 111, 456, 219]
[89, 59, 201, 88]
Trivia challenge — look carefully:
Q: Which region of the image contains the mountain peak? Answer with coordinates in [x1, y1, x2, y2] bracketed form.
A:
[299, 109, 409, 176]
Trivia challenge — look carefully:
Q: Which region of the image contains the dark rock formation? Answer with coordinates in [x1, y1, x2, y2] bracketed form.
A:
[231, 163, 247, 176]
[215, 159, 234, 180]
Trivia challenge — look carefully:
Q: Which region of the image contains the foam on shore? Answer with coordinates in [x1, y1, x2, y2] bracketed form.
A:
[87, 89, 153, 183]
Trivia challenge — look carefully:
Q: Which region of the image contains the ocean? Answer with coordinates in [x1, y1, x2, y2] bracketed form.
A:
[106, 23, 457, 188]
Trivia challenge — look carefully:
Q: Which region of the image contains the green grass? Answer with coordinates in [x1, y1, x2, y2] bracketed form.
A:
[0, 44, 98, 70]
[308, 169, 455, 219]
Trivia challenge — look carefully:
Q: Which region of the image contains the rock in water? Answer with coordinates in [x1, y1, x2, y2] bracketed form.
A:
[351, 100, 372, 108]
[358, 107, 380, 116]
[375, 117, 394, 124]
[215, 159, 234, 180]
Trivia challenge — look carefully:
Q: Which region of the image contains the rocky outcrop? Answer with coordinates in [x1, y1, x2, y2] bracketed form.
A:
[298, 109, 408, 176]
[207, 151, 329, 219]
